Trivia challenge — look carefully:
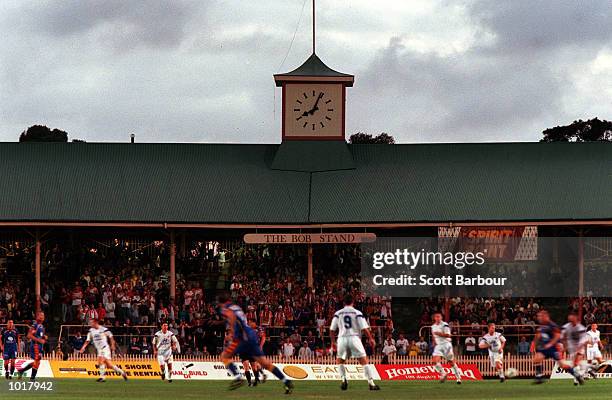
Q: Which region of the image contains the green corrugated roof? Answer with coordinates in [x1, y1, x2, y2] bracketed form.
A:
[270, 141, 355, 172]
[310, 142, 612, 223]
[0, 142, 610, 224]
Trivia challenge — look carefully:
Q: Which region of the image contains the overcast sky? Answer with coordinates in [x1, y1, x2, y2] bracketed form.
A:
[1, 0, 611, 143]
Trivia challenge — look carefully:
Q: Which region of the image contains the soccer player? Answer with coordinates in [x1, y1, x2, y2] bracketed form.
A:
[79, 318, 128, 382]
[240, 355, 255, 387]
[561, 312, 589, 385]
[479, 323, 506, 382]
[217, 293, 293, 394]
[586, 323, 603, 377]
[1, 320, 20, 379]
[240, 322, 265, 387]
[17, 311, 46, 381]
[252, 325, 267, 384]
[533, 310, 583, 385]
[329, 294, 380, 391]
[431, 312, 462, 384]
[153, 323, 180, 383]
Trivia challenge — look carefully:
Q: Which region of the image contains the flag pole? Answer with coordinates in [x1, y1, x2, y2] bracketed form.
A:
[312, 0, 316, 54]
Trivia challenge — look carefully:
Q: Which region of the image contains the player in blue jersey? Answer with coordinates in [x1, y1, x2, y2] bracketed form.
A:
[1, 320, 20, 379]
[240, 322, 266, 387]
[217, 293, 293, 394]
[17, 312, 47, 381]
[532, 310, 583, 385]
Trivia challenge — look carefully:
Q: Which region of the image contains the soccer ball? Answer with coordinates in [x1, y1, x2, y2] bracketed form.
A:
[505, 368, 518, 378]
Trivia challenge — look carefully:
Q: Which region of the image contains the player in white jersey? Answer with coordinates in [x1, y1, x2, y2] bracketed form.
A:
[330, 294, 380, 391]
[586, 323, 603, 373]
[79, 319, 127, 382]
[561, 312, 589, 385]
[153, 323, 181, 382]
[479, 323, 506, 382]
[431, 312, 461, 384]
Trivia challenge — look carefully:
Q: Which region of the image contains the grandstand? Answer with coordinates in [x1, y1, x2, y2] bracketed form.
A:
[0, 141, 610, 373]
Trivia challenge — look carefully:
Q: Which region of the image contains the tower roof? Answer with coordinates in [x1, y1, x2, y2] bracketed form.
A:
[274, 53, 354, 86]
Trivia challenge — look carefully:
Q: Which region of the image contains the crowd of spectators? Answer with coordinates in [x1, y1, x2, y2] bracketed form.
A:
[1, 240, 394, 357]
[2, 239, 612, 359]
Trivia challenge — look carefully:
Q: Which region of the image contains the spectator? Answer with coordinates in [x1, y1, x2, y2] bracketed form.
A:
[96, 303, 106, 322]
[60, 288, 71, 322]
[70, 332, 86, 354]
[408, 340, 419, 357]
[141, 336, 151, 355]
[128, 337, 141, 355]
[518, 336, 530, 355]
[85, 304, 98, 325]
[289, 330, 302, 348]
[298, 341, 313, 359]
[416, 336, 428, 355]
[71, 285, 83, 319]
[382, 338, 397, 362]
[105, 297, 116, 320]
[465, 334, 477, 356]
[396, 334, 409, 356]
[282, 338, 295, 360]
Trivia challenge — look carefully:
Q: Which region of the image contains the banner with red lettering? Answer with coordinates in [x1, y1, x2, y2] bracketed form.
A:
[375, 364, 483, 381]
[438, 226, 538, 261]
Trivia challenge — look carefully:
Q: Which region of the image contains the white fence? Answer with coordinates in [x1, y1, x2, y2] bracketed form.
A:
[31, 352, 605, 377]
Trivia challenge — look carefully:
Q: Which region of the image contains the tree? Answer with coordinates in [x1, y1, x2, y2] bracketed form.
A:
[349, 132, 395, 144]
[19, 125, 68, 142]
[540, 118, 612, 142]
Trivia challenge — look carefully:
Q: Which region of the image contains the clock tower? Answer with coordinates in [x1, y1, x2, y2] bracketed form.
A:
[274, 53, 354, 141]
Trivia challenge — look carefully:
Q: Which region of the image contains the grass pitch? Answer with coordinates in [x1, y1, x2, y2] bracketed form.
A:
[2, 379, 611, 400]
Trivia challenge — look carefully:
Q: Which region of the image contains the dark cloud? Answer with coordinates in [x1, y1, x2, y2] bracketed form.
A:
[354, 37, 561, 141]
[468, 0, 612, 53]
[26, 0, 205, 49]
[351, 1, 612, 142]
[0, 1, 610, 143]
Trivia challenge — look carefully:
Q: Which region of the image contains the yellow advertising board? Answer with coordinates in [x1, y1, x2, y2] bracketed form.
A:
[50, 360, 160, 379]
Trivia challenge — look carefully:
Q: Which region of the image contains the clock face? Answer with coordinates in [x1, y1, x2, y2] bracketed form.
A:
[284, 83, 343, 139]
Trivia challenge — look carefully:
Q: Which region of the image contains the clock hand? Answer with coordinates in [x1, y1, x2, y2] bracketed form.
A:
[313, 93, 323, 109]
[307, 93, 324, 115]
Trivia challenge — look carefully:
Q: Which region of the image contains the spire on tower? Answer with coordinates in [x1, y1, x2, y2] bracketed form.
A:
[312, 0, 316, 54]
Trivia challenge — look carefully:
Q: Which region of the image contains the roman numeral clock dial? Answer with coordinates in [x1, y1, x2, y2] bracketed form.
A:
[294, 91, 334, 131]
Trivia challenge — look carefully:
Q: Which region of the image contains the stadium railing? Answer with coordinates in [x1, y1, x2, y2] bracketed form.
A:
[57, 323, 388, 353]
[58, 324, 159, 351]
[418, 323, 612, 350]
